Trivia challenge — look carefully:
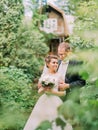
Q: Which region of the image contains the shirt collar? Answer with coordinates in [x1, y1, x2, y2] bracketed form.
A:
[62, 60, 69, 64]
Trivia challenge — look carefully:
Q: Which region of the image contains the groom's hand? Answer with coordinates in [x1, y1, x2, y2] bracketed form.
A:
[59, 82, 70, 90]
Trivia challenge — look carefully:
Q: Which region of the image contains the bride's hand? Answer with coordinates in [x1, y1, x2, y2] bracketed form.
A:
[38, 86, 52, 94]
[38, 87, 45, 93]
[59, 82, 70, 90]
[44, 87, 53, 94]
[59, 79, 64, 84]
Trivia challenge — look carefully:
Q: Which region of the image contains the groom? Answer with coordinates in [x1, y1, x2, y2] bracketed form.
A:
[42, 42, 86, 95]
[57, 42, 86, 94]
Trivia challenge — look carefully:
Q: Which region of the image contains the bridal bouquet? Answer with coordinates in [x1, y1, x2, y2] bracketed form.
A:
[39, 75, 56, 89]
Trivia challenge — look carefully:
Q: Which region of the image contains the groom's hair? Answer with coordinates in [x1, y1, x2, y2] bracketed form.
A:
[58, 42, 71, 52]
[45, 55, 58, 67]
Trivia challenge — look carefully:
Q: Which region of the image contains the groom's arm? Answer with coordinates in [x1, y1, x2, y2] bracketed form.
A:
[59, 74, 86, 91]
[69, 77, 86, 88]
[65, 60, 86, 89]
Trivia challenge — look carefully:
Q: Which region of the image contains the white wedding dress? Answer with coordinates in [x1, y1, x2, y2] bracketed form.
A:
[23, 73, 73, 130]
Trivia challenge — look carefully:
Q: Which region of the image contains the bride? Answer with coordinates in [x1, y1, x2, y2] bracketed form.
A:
[23, 55, 72, 130]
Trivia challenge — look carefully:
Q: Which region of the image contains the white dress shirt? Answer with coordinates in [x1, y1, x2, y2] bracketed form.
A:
[58, 60, 69, 81]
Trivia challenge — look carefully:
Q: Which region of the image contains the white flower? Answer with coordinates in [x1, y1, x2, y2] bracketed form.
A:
[39, 75, 57, 88]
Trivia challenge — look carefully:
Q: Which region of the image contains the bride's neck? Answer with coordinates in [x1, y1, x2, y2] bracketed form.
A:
[49, 69, 56, 74]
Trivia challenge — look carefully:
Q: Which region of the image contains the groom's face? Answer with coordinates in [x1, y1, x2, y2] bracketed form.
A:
[58, 48, 68, 61]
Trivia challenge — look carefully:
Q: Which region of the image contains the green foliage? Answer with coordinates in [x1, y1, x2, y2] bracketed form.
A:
[0, 0, 49, 80]
[0, 66, 39, 130]
[67, 35, 95, 50]
[35, 120, 52, 130]
[64, 0, 98, 47]
[55, 117, 66, 129]
[58, 86, 98, 130]
[11, 24, 49, 80]
[74, 1, 98, 31]
[70, 0, 98, 46]
[0, 0, 24, 66]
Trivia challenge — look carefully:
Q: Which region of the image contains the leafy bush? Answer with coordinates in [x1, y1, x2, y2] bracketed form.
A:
[0, 0, 49, 79]
[12, 24, 49, 80]
[0, 66, 39, 130]
[68, 35, 95, 50]
[0, 0, 24, 67]
[58, 85, 98, 130]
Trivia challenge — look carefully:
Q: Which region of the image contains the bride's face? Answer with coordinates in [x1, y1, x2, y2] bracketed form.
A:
[47, 58, 58, 72]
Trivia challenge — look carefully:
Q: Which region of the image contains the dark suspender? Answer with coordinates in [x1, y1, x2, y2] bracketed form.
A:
[57, 60, 62, 71]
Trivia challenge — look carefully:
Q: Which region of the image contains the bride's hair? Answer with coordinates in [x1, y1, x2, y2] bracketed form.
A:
[45, 55, 58, 67]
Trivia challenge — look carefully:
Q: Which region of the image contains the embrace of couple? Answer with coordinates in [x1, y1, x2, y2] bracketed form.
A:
[23, 42, 86, 130]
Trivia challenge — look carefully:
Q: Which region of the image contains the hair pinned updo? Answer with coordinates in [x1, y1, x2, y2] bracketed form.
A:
[45, 55, 58, 67]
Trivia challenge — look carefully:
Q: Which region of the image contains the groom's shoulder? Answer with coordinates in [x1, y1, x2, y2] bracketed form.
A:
[69, 59, 83, 65]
